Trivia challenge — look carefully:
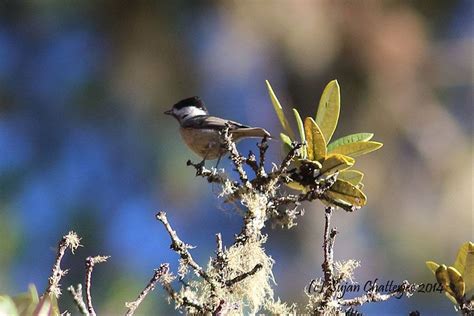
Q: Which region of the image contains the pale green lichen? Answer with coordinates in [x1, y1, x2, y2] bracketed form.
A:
[334, 260, 360, 283]
[264, 297, 297, 315]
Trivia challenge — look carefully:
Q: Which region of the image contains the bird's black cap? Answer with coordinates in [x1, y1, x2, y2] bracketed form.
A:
[173, 96, 207, 112]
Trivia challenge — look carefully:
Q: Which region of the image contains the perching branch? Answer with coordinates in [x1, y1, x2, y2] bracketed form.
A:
[222, 126, 250, 186]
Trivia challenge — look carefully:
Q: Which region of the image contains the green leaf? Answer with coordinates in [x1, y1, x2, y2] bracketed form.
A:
[338, 170, 364, 186]
[426, 261, 440, 275]
[315, 80, 340, 143]
[266, 80, 295, 139]
[0, 296, 19, 316]
[12, 284, 39, 316]
[293, 109, 306, 158]
[33, 295, 55, 316]
[328, 141, 383, 157]
[280, 133, 292, 155]
[453, 241, 474, 293]
[304, 117, 326, 161]
[325, 179, 367, 207]
[327, 133, 374, 151]
[320, 154, 354, 176]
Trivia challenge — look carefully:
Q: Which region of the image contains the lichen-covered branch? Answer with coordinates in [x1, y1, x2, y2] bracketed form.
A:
[156, 263, 205, 313]
[44, 231, 81, 298]
[186, 159, 229, 185]
[158, 129, 415, 314]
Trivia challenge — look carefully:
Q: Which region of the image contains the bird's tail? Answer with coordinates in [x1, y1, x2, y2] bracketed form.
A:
[231, 127, 272, 139]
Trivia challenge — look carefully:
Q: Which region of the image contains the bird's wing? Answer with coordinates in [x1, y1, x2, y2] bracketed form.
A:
[182, 115, 249, 130]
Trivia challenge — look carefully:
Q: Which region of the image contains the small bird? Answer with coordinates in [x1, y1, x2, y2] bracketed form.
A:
[165, 96, 271, 163]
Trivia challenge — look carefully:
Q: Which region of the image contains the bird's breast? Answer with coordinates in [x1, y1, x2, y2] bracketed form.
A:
[179, 127, 224, 159]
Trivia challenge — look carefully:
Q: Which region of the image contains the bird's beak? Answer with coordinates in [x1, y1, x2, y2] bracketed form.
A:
[164, 109, 173, 115]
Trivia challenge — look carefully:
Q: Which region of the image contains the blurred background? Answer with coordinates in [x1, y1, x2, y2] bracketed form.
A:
[0, 1, 472, 314]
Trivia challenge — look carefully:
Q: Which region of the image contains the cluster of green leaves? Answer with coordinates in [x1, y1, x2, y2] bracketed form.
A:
[0, 285, 59, 316]
[426, 241, 474, 307]
[266, 80, 382, 208]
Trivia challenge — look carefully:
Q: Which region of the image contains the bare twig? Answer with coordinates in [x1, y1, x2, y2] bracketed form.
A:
[156, 212, 218, 291]
[257, 136, 269, 177]
[225, 263, 263, 287]
[125, 264, 168, 316]
[84, 255, 109, 316]
[322, 207, 336, 285]
[319, 206, 338, 308]
[216, 233, 223, 255]
[276, 142, 302, 178]
[67, 284, 88, 315]
[45, 231, 82, 298]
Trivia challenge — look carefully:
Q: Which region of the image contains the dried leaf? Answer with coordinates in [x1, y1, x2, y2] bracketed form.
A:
[326, 179, 367, 207]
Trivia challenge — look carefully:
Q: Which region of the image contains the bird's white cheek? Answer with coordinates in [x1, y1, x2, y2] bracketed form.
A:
[175, 107, 207, 120]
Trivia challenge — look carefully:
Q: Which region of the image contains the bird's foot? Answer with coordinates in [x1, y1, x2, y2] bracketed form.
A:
[187, 159, 207, 176]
